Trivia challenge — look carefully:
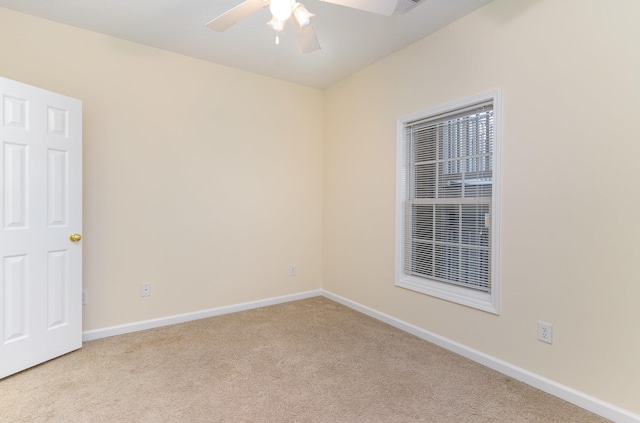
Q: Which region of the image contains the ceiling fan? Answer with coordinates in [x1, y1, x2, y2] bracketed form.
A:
[206, 0, 398, 54]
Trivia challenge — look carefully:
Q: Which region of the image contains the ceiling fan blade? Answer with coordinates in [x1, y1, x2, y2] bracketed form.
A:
[206, 0, 267, 32]
[294, 22, 321, 54]
[320, 0, 398, 16]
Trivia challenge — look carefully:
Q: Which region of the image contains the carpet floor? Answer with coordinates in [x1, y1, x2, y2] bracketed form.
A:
[0, 297, 609, 422]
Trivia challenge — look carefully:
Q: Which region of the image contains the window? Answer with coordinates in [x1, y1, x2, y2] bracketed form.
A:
[395, 90, 501, 313]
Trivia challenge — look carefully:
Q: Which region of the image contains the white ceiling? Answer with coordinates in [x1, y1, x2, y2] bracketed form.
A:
[0, 0, 493, 89]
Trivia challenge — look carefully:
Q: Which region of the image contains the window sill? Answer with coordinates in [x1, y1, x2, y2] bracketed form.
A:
[395, 274, 500, 314]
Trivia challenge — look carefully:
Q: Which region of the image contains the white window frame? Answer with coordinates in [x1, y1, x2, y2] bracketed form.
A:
[395, 89, 501, 314]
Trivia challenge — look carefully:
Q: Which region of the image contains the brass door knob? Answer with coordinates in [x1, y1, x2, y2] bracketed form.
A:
[69, 233, 82, 242]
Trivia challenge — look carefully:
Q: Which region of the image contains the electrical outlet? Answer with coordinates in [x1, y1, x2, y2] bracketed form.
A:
[290, 265, 296, 276]
[141, 283, 151, 297]
[82, 290, 87, 305]
[538, 321, 553, 344]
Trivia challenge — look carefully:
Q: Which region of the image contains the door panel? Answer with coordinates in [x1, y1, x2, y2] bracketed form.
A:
[47, 149, 68, 226]
[3, 142, 28, 229]
[2, 254, 28, 343]
[0, 76, 82, 379]
[47, 250, 68, 329]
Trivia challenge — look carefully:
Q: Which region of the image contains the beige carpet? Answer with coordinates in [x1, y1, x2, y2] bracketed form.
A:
[0, 297, 608, 422]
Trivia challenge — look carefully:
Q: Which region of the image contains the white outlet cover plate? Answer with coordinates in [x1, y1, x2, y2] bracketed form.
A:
[538, 321, 553, 344]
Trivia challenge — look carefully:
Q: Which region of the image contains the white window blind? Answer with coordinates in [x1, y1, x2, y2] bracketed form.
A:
[396, 90, 500, 313]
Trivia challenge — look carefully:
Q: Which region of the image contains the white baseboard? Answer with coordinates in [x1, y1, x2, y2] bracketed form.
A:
[322, 290, 640, 423]
[82, 289, 323, 342]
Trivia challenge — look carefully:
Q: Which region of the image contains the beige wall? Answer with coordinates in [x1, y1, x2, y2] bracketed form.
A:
[0, 8, 324, 331]
[323, 0, 640, 414]
[2, 0, 639, 416]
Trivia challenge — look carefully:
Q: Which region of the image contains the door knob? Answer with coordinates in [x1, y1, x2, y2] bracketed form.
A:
[69, 233, 82, 242]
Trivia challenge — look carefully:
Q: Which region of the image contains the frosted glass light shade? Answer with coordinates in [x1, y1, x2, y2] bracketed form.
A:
[293, 3, 314, 27]
[269, 0, 293, 21]
[267, 16, 286, 33]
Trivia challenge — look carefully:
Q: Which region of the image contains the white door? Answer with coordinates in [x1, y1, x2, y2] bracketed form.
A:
[0, 76, 82, 379]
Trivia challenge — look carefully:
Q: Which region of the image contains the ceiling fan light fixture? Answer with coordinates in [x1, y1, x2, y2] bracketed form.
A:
[269, 0, 293, 21]
[210, 0, 402, 54]
[292, 3, 314, 28]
